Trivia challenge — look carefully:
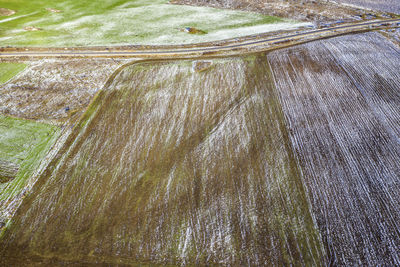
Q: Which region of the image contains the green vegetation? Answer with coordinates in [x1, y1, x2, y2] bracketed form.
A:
[0, 115, 60, 201]
[0, 63, 26, 84]
[0, 0, 307, 46]
[0, 58, 325, 265]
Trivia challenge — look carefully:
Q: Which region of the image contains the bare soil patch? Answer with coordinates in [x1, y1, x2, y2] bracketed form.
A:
[180, 27, 207, 34]
[192, 60, 213, 72]
[46, 8, 62, 13]
[0, 8, 16, 16]
[24, 26, 42, 32]
[0, 58, 128, 125]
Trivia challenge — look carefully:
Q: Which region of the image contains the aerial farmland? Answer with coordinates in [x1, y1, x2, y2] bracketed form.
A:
[0, 0, 400, 266]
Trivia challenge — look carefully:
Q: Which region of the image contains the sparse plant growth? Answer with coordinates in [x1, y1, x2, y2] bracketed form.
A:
[172, 0, 394, 22]
[0, 0, 400, 266]
[335, 0, 400, 14]
[0, 58, 127, 125]
[0, 58, 326, 265]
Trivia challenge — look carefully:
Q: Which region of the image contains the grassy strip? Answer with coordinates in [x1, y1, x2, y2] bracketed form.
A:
[0, 63, 26, 84]
[0, 115, 60, 201]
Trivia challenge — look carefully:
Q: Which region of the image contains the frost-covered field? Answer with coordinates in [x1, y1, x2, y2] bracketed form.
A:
[1, 32, 400, 266]
[0, 0, 306, 46]
[268, 32, 400, 266]
[334, 0, 400, 14]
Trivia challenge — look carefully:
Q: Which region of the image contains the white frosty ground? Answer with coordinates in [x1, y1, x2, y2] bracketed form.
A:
[0, 1, 310, 46]
[152, 22, 311, 44]
[0, 12, 39, 24]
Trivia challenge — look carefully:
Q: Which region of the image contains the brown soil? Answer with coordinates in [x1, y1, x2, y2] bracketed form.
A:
[192, 60, 213, 72]
[24, 26, 42, 32]
[0, 8, 16, 16]
[0, 58, 128, 125]
[46, 8, 62, 13]
[180, 27, 207, 34]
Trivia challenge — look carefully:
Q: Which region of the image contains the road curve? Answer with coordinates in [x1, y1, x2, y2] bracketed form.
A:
[1, 18, 399, 58]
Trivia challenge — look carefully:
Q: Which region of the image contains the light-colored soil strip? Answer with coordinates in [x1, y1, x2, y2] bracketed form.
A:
[0, 8, 15, 16]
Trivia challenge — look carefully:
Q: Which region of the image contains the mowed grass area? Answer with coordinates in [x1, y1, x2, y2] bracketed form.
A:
[0, 63, 26, 84]
[0, 115, 60, 201]
[0, 0, 308, 46]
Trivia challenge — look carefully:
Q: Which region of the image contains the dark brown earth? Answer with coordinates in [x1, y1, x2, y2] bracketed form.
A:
[1, 32, 400, 266]
[46, 8, 62, 13]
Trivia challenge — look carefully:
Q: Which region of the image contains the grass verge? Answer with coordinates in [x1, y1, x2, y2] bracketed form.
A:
[0, 115, 60, 201]
[0, 63, 26, 84]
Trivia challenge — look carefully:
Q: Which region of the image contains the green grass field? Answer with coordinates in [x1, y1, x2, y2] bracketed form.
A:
[0, 115, 60, 201]
[0, 63, 26, 84]
[0, 0, 308, 46]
